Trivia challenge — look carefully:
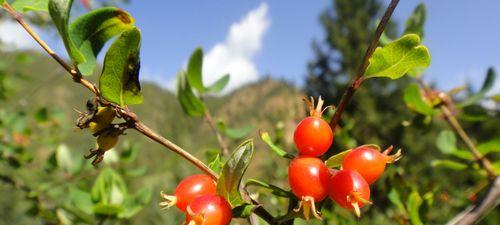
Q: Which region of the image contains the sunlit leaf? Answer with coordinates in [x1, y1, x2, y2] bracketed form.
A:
[12, 0, 49, 12]
[450, 149, 473, 160]
[217, 140, 254, 206]
[403, 83, 435, 116]
[245, 179, 292, 197]
[91, 168, 128, 207]
[205, 74, 230, 93]
[431, 160, 467, 170]
[99, 27, 142, 106]
[458, 68, 496, 107]
[176, 71, 206, 117]
[49, 0, 85, 64]
[217, 120, 252, 139]
[325, 149, 352, 168]
[186, 48, 204, 93]
[259, 131, 294, 159]
[55, 144, 81, 174]
[365, 34, 430, 79]
[436, 130, 456, 154]
[69, 7, 135, 75]
[406, 191, 423, 225]
[477, 138, 500, 155]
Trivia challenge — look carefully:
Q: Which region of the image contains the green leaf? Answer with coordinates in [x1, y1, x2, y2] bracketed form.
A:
[388, 188, 406, 214]
[232, 203, 257, 218]
[217, 140, 254, 206]
[93, 203, 123, 216]
[404, 3, 427, 38]
[325, 149, 352, 168]
[49, 0, 85, 64]
[365, 34, 430, 79]
[0, 0, 5, 5]
[458, 68, 496, 107]
[477, 138, 500, 155]
[91, 168, 128, 206]
[69, 7, 135, 76]
[245, 179, 292, 197]
[119, 187, 151, 219]
[176, 71, 206, 117]
[206, 150, 223, 174]
[403, 83, 435, 116]
[99, 27, 142, 106]
[187, 48, 204, 93]
[431, 160, 467, 170]
[34, 107, 49, 123]
[450, 149, 474, 160]
[436, 130, 456, 154]
[217, 120, 252, 139]
[205, 74, 230, 93]
[55, 144, 81, 174]
[69, 187, 93, 215]
[12, 0, 49, 12]
[406, 191, 424, 225]
[259, 131, 294, 159]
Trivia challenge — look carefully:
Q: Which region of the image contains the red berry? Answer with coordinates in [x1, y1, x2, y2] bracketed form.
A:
[185, 195, 232, 225]
[294, 117, 333, 156]
[160, 174, 216, 212]
[328, 170, 371, 217]
[288, 157, 330, 202]
[342, 145, 401, 184]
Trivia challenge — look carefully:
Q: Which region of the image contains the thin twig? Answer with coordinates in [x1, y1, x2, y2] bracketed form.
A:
[1, 2, 280, 223]
[329, 0, 400, 130]
[415, 78, 496, 179]
[446, 177, 500, 225]
[204, 109, 230, 156]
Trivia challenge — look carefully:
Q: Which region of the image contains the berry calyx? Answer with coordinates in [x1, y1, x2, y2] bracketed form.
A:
[184, 195, 232, 225]
[288, 156, 330, 219]
[293, 96, 334, 157]
[160, 174, 217, 212]
[328, 170, 371, 217]
[342, 145, 402, 184]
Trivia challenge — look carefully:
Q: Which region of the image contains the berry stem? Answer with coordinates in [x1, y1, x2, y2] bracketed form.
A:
[328, 0, 400, 130]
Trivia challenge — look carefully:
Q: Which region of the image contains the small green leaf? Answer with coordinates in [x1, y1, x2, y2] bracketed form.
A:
[205, 74, 230, 93]
[406, 191, 424, 225]
[55, 144, 81, 174]
[12, 0, 49, 12]
[217, 140, 254, 206]
[365, 34, 430, 79]
[450, 149, 474, 160]
[187, 48, 204, 93]
[49, 0, 85, 64]
[176, 71, 206, 117]
[93, 203, 123, 216]
[207, 151, 223, 174]
[325, 149, 352, 168]
[232, 203, 257, 218]
[217, 120, 252, 139]
[436, 130, 456, 154]
[404, 3, 427, 38]
[259, 131, 294, 159]
[69, 187, 93, 215]
[91, 168, 128, 205]
[458, 68, 496, 108]
[34, 107, 49, 123]
[69, 7, 135, 75]
[477, 138, 500, 155]
[119, 187, 151, 219]
[245, 179, 292, 197]
[431, 160, 467, 170]
[99, 27, 142, 106]
[388, 188, 406, 214]
[403, 83, 435, 116]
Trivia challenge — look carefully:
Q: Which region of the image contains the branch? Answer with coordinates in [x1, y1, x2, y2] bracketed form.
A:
[329, 0, 400, 130]
[1, 2, 216, 179]
[416, 78, 496, 179]
[446, 177, 500, 225]
[204, 109, 230, 156]
[1, 3, 280, 223]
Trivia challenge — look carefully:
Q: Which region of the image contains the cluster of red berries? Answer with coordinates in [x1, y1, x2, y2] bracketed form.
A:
[160, 174, 232, 225]
[289, 97, 401, 219]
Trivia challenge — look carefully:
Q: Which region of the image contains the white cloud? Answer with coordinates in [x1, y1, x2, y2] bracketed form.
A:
[203, 2, 271, 92]
[0, 20, 39, 50]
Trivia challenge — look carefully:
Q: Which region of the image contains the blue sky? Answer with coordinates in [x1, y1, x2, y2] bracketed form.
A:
[2, 0, 499, 94]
